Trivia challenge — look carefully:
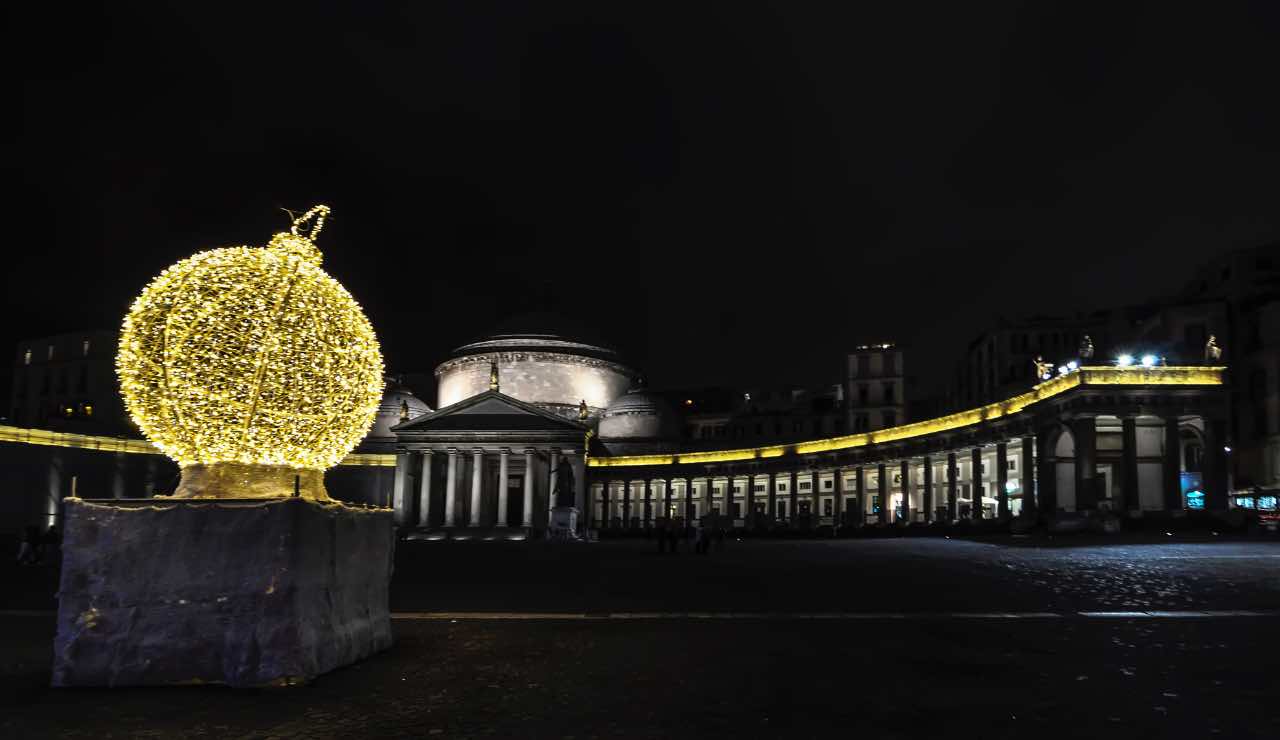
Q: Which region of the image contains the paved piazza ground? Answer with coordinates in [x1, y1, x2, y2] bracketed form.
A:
[3, 534, 1279, 738]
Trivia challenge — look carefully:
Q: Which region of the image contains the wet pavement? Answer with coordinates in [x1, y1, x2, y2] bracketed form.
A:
[3, 536, 1278, 738]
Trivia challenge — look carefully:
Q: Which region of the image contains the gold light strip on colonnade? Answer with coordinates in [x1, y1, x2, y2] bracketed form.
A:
[0, 425, 397, 467]
[587, 366, 1225, 469]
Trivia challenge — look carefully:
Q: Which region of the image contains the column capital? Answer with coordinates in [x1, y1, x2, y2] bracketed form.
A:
[447, 447, 458, 455]
[500, 447, 511, 455]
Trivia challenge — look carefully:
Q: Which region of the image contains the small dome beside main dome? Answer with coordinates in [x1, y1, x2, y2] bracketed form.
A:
[371, 378, 432, 437]
[598, 387, 679, 441]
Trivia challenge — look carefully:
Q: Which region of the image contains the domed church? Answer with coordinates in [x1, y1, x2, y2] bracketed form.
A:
[379, 323, 643, 537]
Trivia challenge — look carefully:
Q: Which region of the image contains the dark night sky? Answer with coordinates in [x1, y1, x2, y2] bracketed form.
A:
[10, 2, 1280, 405]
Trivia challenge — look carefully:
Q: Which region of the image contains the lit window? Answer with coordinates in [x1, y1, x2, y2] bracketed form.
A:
[83, 403, 94, 417]
[47, 345, 54, 361]
[24, 349, 31, 365]
[82, 339, 90, 356]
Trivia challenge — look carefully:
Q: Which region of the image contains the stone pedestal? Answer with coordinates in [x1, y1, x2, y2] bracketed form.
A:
[52, 497, 395, 687]
[548, 506, 580, 540]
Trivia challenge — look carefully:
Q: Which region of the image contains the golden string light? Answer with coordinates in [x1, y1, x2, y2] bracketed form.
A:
[117, 206, 384, 495]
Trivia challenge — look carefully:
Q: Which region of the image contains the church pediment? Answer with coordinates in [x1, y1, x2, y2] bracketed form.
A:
[391, 390, 586, 436]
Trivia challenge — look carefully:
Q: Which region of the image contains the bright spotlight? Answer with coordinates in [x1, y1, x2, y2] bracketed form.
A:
[1117, 354, 1134, 367]
[1067, 360, 1078, 370]
[1057, 365, 1069, 375]
[1140, 354, 1156, 367]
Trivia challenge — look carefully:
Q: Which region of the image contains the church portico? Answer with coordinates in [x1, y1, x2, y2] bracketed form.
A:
[389, 390, 589, 538]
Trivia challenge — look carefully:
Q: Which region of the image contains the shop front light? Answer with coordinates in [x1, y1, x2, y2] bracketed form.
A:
[1117, 354, 1134, 367]
[1141, 354, 1157, 368]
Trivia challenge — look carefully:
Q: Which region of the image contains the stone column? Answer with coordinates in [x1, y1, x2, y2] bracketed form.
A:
[702, 476, 713, 516]
[922, 456, 933, 522]
[497, 448, 510, 527]
[833, 468, 844, 527]
[571, 453, 587, 528]
[392, 451, 412, 527]
[788, 470, 798, 526]
[877, 463, 888, 524]
[620, 480, 631, 528]
[1036, 432, 1057, 514]
[900, 460, 911, 522]
[995, 443, 1009, 519]
[746, 473, 756, 529]
[1163, 416, 1182, 511]
[418, 450, 434, 528]
[663, 478, 674, 521]
[762, 468, 773, 522]
[1020, 436, 1035, 516]
[1204, 418, 1229, 511]
[947, 452, 958, 521]
[971, 447, 984, 520]
[854, 466, 865, 524]
[809, 471, 820, 525]
[684, 477, 694, 522]
[548, 449, 560, 521]
[522, 448, 535, 527]
[1121, 417, 1139, 512]
[1073, 417, 1098, 510]
[469, 448, 484, 527]
[444, 448, 459, 527]
[643, 479, 653, 527]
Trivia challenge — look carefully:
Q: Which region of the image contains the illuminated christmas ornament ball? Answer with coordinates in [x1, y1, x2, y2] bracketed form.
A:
[117, 206, 384, 499]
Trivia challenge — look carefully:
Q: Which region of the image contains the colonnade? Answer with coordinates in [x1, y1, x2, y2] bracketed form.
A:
[590, 412, 1225, 529]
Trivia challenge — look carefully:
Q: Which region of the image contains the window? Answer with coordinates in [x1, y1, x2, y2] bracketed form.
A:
[753, 483, 765, 493]
[799, 481, 812, 491]
[777, 484, 788, 493]
[731, 503, 741, 518]
[23, 348, 31, 365]
[47, 345, 54, 361]
[798, 501, 811, 515]
[733, 485, 742, 494]
[823, 479, 832, 489]
[1007, 459, 1017, 470]
[823, 499, 833, 516]
[82, 339, 90, 356]
[858, 384, 869, 404]
[778, 502, 787, 518]
[883, 382, 894, 403]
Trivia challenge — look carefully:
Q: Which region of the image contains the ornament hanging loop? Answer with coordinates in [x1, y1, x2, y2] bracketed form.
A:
[291, 205, 330, 242]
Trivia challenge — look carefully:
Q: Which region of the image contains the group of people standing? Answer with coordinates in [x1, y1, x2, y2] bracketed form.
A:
[654, 517, 726, 555]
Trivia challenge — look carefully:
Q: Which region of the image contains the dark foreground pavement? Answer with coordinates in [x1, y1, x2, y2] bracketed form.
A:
[3, 537, 1279, 738]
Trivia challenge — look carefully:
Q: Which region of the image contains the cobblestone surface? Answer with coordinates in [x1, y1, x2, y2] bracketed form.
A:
[3, 536, 1278, 738]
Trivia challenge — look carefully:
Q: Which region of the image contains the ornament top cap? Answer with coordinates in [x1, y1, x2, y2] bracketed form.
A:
[267, 204, 330, 265]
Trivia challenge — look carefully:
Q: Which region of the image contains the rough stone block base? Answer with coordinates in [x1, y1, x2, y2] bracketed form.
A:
[52, 497, 394, 687]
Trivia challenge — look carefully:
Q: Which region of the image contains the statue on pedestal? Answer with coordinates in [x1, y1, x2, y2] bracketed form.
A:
[1205, 335, 1222, 363]
[1079, 335, 1094, 360]
[1033, 355, 1052, 381]
[553, 457, 576, 508]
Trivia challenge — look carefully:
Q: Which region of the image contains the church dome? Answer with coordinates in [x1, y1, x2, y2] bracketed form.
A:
[598, 387, 679, 440]
[434, 320, 636, 418]
[367, 377, 431, 440]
